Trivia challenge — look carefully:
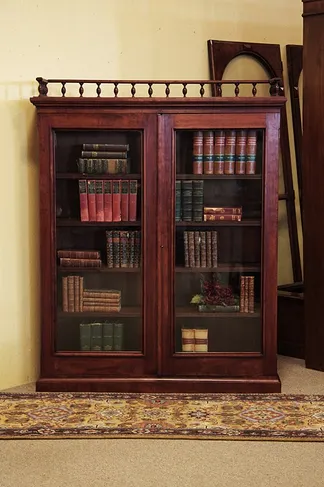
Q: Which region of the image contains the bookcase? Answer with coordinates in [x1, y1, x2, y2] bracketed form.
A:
[31, 77, 284, 392]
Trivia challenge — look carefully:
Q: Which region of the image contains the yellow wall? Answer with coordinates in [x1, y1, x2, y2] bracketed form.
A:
[0, 0, 303, 388]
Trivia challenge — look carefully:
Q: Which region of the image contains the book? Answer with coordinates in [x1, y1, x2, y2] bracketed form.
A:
[78, 180, 89, 222]
[204, 214, 242, 222]
[87, 180, 97, 221]
[106, 230, 114, 268]
[181, 328, 195, 352]
[79, 323, 91, 351]
[59, 258, 102, 267]
[121, 180, 129, 221]
[235, 129, 247, 175]
[200, 231, 207, 268]
[112, 231, 120, 267]
[62, 276, 68, 312]
[120, 230, 129, 268]
[206, 231, 212, 268]
[74, 275, 80, 312]
[194, 231, 201, 267]
[188, 231, 195, 267]
[175, 180, 182, 221]
[104, 180, 113, 222]
[57, 250, 100, 259]
[83, 289, 121, 299]
[134, 231, 141, 268]
[112, 180, 121, 222]
[247, 276, 255, 313]
[192, 179, 204, 222]
[183, 231, 189, 267]
[246, 130, 257, 174]
[95, 180, 104, 222]
[192, 131, 203, 174]
[211, 231, 218, 268]
[81, 150, 127, 159]
[224, 130, 236, 175]
[82, 143, 129, 151]
[90, 322, 102, 351]
[113, 323, 124, 350]
[67, 276, 75, 312]
[203, 131, 214, 175]
[214, 130, 225, 174]
[83, 305, 121, 313]
[79, 276, 84, 312]
[129, 180, 138, 222]
[204, 207, 242, 215]
[129, 232, 135, 268]
[102, 322, 114, 351]
[194, 329, 208, 352]
[240, 276, 245, 313]
[181, 180, 193, 222]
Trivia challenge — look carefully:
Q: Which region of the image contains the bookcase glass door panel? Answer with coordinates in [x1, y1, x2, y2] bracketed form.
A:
[175, 128, 264, 354]
[55, 129, 143, 354]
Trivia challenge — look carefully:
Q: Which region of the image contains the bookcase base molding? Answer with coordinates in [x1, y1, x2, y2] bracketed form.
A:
[31, 77, 284, 394]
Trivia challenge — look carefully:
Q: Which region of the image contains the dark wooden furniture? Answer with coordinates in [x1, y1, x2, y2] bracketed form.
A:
[303, 0, 324, 371]
[30, 77, 284, 392]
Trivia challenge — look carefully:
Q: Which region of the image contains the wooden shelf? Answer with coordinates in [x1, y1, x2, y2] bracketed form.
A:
[176, 220, 261, 227]
[56, 173, 141, 180]
[58, 266, 141, 273]
[175, 265, 261, 273]
[176, 174, 261, 180]
[58, 307, 141, 318]
[176, 307, 260, 318]
[57, 219, 141, 227]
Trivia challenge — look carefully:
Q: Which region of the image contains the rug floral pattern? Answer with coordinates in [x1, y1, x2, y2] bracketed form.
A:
[0, 393, 323, 440]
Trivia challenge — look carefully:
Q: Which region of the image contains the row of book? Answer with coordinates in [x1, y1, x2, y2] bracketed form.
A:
[80, 322, 124, 351]
[203, 206, 242, 222]
[239, 276, 255, 313]
[62, 276, 121, 313]
[78, 179, 138, 222]
[58, 249, 102, 268]
[192, 129, 257, 175]
[184, 231, 218, 268]
[176, 180, 203, 222]
[106, 230, 141, 268]
[77, 143, 130, 175]
[181, 328, 208, 352]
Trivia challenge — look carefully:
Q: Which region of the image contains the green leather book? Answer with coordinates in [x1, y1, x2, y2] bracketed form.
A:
[102, 322, 114, 351]
[113, 322, 124, 351]
[90, 322, 102, 351]
[79, 323, 91, 351]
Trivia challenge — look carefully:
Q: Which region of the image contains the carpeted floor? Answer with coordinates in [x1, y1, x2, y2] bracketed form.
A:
[1, 391, 323, 441]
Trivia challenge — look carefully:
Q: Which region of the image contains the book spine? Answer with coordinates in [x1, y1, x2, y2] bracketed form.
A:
[112, 230, 120, 268]
[203, 131, 214, 175]
[181, 328, 195, 352]
[83, 290, 121, 299]
[204, 207, 242, 215]
[129, 180, 137, 222]
[240, 276, 245, 312]
[79, 323, 91, 351]
[211, 231, 218, 268]
[78, 180, 89, 222]
[129, 231, 135, 268]
[62, 276, 68, 312]
[183, 231, 189, 267]
[200, 232, 207, 268]
[83, 298, 121, 305]
[87, 180, 97, 222]
[192, 179, 204, 222]
[214, 130, 225, 174]
[95, 180, 104, 222]
[84, 305, 121, 313]
[244, 276, 249, 313]
[119, 230, 129, 268]
[81, 151, 127, 158]
[106, 230, 114, 268]
[247, 276, 255, 313]
[235, 129, 247, 175]
[194, 329, 208, 352]
[204, 214, 242, 221]
[224, 130, 236, 175]
[113, 323, 124, 351]
[192, 131, 203, 174]
[82, 143, 129, 151]
[102, 322, 114, 351]
[206, 231, 212, 268]
[134, 231, 141, 268]
[103, 180, 113, 222]
[59, 258, 102, 267]
[79, 276, 84, 312]
[121, 180, 129, 221]
[188, 231, 195, 267]
[67, 276, 75, 312]
[112, 180, 121, 222]
[90, 323, 102, 351]
[57, 250, 101, 259]
[175, 180, 182, 221]
[74, 275, 80, 312]
[194, 231, 201, 267]
[181, 180, 193, 222]
[246, 130, 257, 174]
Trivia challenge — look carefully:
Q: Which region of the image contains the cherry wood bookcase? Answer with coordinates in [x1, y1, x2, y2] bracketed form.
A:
[31, 77, 284, 392]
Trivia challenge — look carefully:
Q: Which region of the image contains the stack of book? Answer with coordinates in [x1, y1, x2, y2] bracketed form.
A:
[239, 276, 255, 313]
[79, 321, 124, 351]
[203, 206, 242, 222]
[183, 230, 218, 268]
[106, 230, 141, 268]
[83, 289, 121, 313]
[192, 129, 257, 175]
[77, 143, 130, 174]
[175, 179, 204, 222]
[78, 179, 138, 222]
[181, 328, 208, 352]
[58, 249, 102, 268]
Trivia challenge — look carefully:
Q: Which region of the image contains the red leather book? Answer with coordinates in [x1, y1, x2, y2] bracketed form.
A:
[112, 180, 121, 222]
[204, 214, 241, 222]
[78, 180, 89, 222]
[103, 180, 113, 222]
[87, 180, 97, 222]
[95, 180, 104, 222]
[129, 180, 137, 221]
[121, 180, 129, 221]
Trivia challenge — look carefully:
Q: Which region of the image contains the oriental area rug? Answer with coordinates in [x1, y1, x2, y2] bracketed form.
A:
[0, 392, 323, 441]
